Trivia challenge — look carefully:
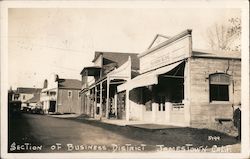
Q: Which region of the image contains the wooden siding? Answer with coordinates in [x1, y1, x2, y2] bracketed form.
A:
[189, 57, 241, 127]
[57, 89, 81, 114]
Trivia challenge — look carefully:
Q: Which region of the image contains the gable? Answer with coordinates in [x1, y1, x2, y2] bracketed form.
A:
[148, 34, 171, 49]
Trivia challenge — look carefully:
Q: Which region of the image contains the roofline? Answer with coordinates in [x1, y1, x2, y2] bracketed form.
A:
[80, 66, 102, 75]
[92, 52, 103, 63]
[147, 34, 171, 49]
[192, 48, 240, 55]
[139, 29, 192, 58]
[192, 49, 241, 60]
[191, 55, 241, 60]
[16, 87, 42, 89]
[92, 51, 139, 63]
[58, 88, 81, 90]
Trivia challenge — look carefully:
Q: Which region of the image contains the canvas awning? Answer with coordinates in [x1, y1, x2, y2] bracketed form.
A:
[117, 60, 184, 92]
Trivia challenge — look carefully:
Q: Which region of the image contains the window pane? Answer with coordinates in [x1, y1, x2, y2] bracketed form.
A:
[210, 84, 229, 101]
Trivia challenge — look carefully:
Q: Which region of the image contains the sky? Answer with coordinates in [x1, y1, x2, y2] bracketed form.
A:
[8, 8, 240, 89]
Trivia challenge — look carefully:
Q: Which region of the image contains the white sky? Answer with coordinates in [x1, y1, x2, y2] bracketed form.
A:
[8, 8, 240, 89]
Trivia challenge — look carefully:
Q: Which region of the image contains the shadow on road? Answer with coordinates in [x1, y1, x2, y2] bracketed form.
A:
[67, 116, 239, 149]
[8, 113, 240, 153]
[8, 113, 43, 153]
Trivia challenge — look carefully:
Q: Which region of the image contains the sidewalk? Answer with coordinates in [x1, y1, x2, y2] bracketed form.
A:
[48, 113, 182, 130]
[47, 113, 81, 118]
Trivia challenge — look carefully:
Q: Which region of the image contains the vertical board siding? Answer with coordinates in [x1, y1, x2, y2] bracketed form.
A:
[57, 89, 81, 114]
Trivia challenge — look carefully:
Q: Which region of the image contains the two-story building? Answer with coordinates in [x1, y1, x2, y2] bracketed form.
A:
[80, 52, 139, 119]
[79, 29, 241, 130]
[40, 74, 81, 114]
[14, 87, 42, 108]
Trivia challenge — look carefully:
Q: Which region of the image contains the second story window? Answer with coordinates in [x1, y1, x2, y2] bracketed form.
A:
[68, 91, 72, 99]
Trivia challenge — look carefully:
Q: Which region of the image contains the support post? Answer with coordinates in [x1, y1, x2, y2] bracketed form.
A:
[106, 77, 110, 118]
[94, 86, 97, 118]
[114, 93, 118, 119]
[100, 82, 103, 119]
[152, 86, 157, 123]
[125, 89, 130, 121]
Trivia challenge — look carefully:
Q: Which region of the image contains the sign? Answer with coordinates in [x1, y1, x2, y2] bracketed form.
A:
[139, 32, 191, 73]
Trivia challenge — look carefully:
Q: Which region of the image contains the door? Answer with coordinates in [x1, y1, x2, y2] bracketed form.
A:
[117, 92, 126, 119]
[49, 101, 56, 112]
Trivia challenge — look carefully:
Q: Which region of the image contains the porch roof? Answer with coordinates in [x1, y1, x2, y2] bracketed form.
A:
[117, 60, 184, 92]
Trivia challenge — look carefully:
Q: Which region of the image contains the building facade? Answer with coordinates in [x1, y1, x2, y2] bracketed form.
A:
[40, 75, 81, 114]
[118, 29, 241, 128]
[80, 29, 241, 129]
[80, 52, 139, 119]
[13, 87, 42, 108]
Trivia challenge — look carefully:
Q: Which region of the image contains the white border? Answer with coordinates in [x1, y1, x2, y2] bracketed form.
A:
[1, 1, 249, 159]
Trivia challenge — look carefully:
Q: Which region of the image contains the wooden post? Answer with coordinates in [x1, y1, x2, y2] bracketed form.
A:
[125, 89, 130, 121]
[100, 82, 103, 119]
[94, 86, 97, 118]
[106, 77, 110, 118]
[114, 93, 118, 118]
[152, 86, 157, 123]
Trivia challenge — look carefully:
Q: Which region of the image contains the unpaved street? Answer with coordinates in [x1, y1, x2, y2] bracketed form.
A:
[8, 113, 240, 153]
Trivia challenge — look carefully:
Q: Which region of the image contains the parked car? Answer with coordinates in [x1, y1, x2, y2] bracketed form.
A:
[31, 106, 44, 115]
[21, 106, 31, 113]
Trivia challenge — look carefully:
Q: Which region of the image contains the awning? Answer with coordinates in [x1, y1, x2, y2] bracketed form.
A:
[117, 61, 184, 92]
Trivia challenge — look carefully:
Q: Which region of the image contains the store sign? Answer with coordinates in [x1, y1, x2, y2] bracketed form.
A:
[140, 35, 191, 73]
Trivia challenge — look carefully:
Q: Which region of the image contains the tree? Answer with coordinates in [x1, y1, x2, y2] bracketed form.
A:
[206, 17, 241, 51]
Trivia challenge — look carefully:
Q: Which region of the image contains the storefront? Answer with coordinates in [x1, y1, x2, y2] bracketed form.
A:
[117, 29, 241, 128]
[80, 52, 139, 120]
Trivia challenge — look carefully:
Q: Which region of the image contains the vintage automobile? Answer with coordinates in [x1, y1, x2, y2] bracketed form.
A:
[31, 106, 44, 114]
[21, 106, 31, 113]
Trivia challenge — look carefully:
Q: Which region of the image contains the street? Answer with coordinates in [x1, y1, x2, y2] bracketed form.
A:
[8, 113, 240, 153]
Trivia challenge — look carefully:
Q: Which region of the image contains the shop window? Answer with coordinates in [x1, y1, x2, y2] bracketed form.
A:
[68, 91, 72, 99]
[209, 73, 230, 102]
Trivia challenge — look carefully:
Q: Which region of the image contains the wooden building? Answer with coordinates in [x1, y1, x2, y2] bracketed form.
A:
[117, 29, 241, 128]
[40, 75, 81, 114]
[14, 87, 42, 108]
[80, 52, 139, 119]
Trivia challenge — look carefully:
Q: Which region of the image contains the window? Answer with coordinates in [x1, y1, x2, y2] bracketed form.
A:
[23, 95, 25, 100]
[68, 91, 72, 99]
[209, 73, 230, 102]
